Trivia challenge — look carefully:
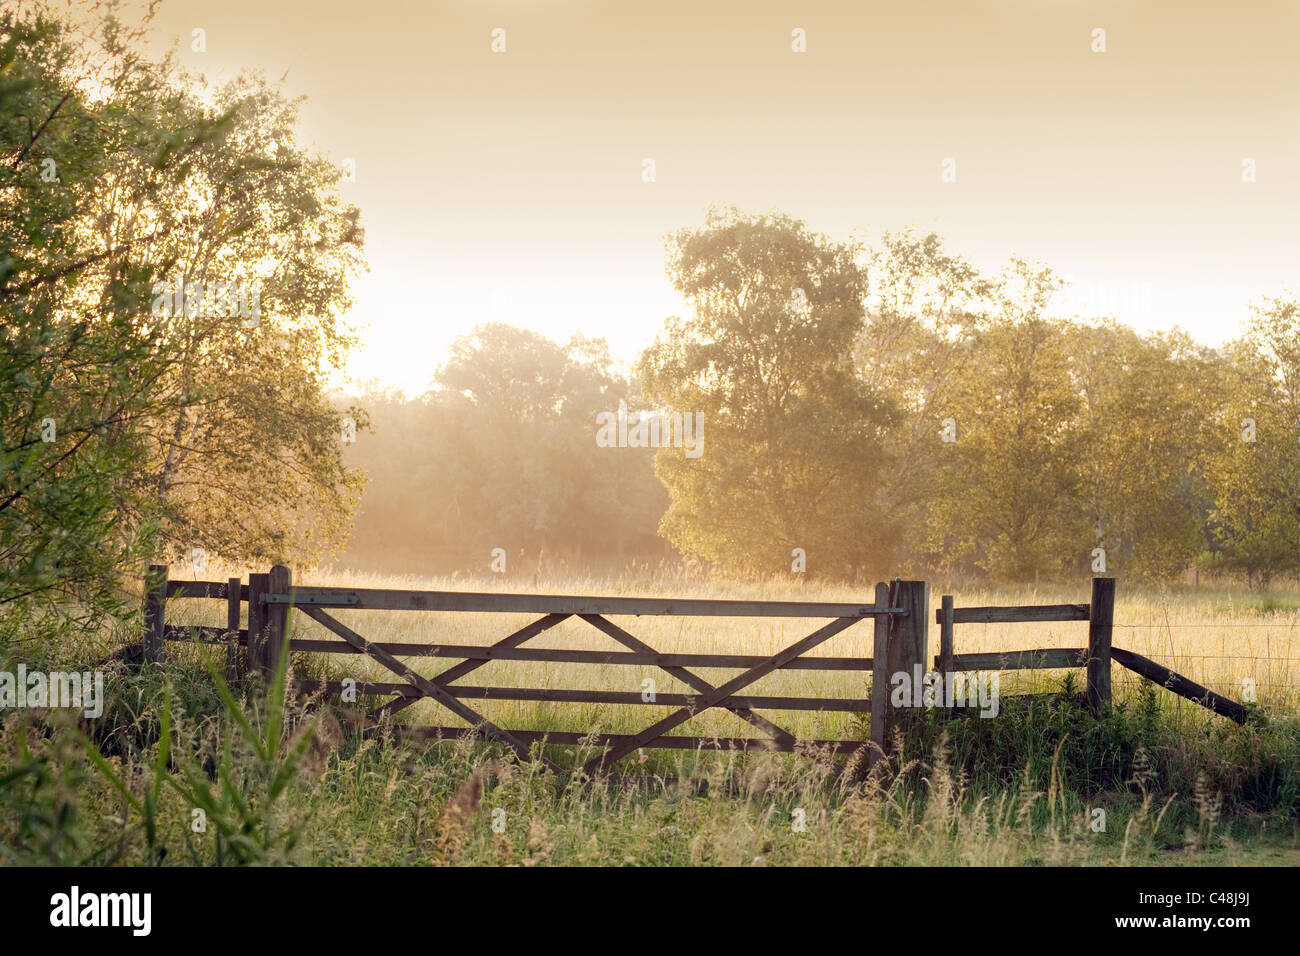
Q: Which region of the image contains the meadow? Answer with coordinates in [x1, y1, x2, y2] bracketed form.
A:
[13, 565, 1271, 867]
[5, 567, 1294, 868]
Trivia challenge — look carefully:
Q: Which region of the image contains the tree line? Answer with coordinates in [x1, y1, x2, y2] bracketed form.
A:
[349, 206, 1300, 588]
[5, 5, 1298, 657]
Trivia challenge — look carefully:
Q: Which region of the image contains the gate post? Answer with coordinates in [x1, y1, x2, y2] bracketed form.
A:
[143, 564, 168, 664]
[1087, 577, 1115, 717]
[247, 571, 270, 679]
[267, 564, 292, 678]
[869, 582, 891, 766]
[870, 580, 930, 766]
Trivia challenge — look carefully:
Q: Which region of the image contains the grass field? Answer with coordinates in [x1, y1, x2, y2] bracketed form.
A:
[6, 567, 1299, 866]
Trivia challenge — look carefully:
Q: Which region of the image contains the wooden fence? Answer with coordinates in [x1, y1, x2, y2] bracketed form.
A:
[935, 577, 1248, 723]
[141, 567, 1248, 774]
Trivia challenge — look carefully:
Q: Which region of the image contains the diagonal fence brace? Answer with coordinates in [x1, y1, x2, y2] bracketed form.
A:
[578, 613, 797, 748]
[369, 612, 572, 721]
[301, 607, 563, 774]
[583, 615, 863, 774]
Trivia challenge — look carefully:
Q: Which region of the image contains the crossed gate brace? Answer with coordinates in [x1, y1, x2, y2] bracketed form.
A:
[295, 595, 902, 775]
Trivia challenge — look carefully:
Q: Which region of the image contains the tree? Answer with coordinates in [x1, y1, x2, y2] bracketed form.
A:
[639, 205, 892, 577]
[1, 3, 367, 651]
[1, 6, 174, 640]
[342, 325, 668, 575]
[84, 65, 366, 568]
[857, 229, 992, 569]
[928, 262, 1085, 581]
[1205, 297, 1300, 588]
[1069, 323, 1215, 580]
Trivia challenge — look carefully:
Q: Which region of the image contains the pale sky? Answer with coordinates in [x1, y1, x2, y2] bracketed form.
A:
[146, 0, 1300, 395]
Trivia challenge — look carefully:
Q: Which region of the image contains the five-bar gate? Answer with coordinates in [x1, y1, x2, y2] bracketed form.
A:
[145, 566, 930, 772]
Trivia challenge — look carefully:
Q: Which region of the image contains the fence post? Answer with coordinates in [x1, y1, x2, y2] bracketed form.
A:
[143, 564, 168, 663]
[870, 579, 930, 766]
[267, 564, 291, 679]
[891, 580, 930, 689]
[247, 571, 270, 679]
[225, 576, 243, 681]
[869, 582, 891, 767]
[939, 594, 955, 708]
[1087, 576, 1115, 717]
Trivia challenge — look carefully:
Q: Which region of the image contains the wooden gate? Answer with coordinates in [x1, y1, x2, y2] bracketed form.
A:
[145, 566, 925, 772]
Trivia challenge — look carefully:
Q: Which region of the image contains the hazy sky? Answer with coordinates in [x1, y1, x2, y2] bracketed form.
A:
[146, 0, 1300, 395]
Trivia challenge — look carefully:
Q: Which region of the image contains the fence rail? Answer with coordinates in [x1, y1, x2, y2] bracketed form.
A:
[142, 568, 1250, 774]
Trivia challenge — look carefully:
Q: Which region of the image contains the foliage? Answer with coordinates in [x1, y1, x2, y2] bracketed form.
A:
[638, 204, 892, 578]
[0, 3, 366, 652]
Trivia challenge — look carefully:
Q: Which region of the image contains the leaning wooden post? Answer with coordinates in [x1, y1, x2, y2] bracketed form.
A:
[224, 576, 243, 681]
[143, 564, 168, 664]
[1087, 577, 1115, 717]
[247, 571, 270, 679]
[267, 564, 292, 679]
[869, 582, 892, 767]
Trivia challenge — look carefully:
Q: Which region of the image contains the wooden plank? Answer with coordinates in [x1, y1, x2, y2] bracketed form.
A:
[143, 564, 167, 664]
[937, 648, 1089, 671]
[941, 604, 1090, 624]
[299, 606, 563, 774]
[288, 679, 871, 712]
[582, 615, 863, 773]
[277, 587, 891, 618]
[164, 625, 249, 644]
[225, 576, 242, 682]
[167, 580, 248, 600]
[891, 581, 929, 677]
[881, 580, 928, 752]
[267, 565, 291, 678]
[869, 582, 891, 765]
[383, 726, 869, 755]
[1087, 578, 1115, 716]
[275, 639, 872, 671]
[247, 572, 270, 678]
[1111, 648, 1248, 724]
[939, 595, 955, 678]
[579, 613, 796, 747]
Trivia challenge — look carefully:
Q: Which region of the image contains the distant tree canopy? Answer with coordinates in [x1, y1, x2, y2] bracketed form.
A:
[1, 4, 365, 644]
[1205, 298, 1300, 588]
[630, 206, 1299, 586]
[343, 205, 1299, 588]
[341, 325, 668, 575]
